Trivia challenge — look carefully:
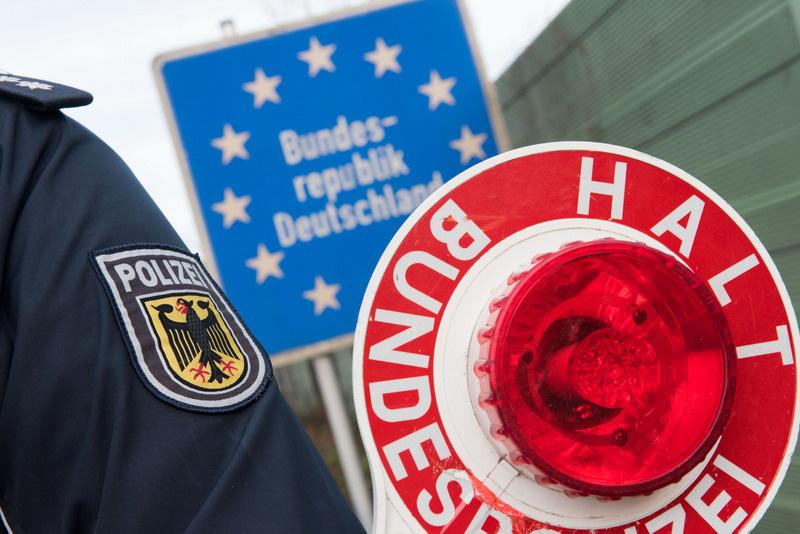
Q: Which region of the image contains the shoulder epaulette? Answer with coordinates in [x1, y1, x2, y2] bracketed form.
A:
[0, 72, 93, 111]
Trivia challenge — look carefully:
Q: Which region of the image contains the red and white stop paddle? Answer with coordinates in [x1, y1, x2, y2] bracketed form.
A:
[353, 143, 798, 533]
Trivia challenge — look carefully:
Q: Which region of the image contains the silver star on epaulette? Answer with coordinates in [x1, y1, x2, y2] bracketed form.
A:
[16, 80, 52, 91]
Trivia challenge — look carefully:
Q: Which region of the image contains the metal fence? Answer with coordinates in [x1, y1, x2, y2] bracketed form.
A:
[494, 0, 800, 530]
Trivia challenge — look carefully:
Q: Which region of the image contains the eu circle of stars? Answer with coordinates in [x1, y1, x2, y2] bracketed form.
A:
[160, 0, 500, 354]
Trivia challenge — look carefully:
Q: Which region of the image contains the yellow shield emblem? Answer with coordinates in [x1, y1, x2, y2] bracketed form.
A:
[142, 292, 247, 391]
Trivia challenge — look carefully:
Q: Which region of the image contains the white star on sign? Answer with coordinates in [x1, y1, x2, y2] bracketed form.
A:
[211, 124, 250, 165]
[364, 38, 402, 78]
[17, 80, 52, 91]
[246, 244, 285, 283]
[298, 36, 336, 77]
[0, 76, 20, 83]
[212, 187, 251, 228]
[243, 68, 282, 108]
[418, 70, 456, 110]
[303, 275, 341, 315]
[450, 125, 487, 164]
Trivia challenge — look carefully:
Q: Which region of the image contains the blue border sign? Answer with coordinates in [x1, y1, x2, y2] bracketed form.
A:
[155, 0, 506, 358]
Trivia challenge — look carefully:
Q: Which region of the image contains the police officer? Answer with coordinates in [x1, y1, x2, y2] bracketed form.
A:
[0, 73, 365, 533]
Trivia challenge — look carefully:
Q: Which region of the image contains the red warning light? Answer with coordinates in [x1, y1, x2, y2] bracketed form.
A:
[479, 240, 736, 497]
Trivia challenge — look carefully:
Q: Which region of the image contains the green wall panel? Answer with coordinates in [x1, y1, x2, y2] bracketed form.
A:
[497, 0, 800, 530]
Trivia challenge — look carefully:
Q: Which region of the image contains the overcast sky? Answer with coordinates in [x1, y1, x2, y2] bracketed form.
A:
[1, 0, 567, 251]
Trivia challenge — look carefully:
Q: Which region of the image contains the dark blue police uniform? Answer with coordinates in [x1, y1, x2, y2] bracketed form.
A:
[0, 73, 364, 533]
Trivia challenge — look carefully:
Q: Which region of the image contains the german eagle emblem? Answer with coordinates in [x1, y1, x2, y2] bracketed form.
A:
[145, 294, 246, 390]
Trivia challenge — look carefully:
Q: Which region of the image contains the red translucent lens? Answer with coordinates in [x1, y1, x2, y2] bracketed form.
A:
[487, 241, 736, 496]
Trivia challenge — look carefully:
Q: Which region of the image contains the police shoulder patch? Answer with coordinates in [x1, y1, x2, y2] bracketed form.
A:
[91, 244, 272, 412]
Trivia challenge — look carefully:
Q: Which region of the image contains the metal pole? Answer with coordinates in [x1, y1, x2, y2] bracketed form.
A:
[312, 353, 372, 529]
[219, 19, 237, 39]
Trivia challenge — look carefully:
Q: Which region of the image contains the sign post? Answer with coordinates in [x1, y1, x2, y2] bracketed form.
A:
[154, 0, 506, 526]
[312, 353, 372, 527]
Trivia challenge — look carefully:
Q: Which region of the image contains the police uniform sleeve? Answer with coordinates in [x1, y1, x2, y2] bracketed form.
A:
[0, 85, 364, 533]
